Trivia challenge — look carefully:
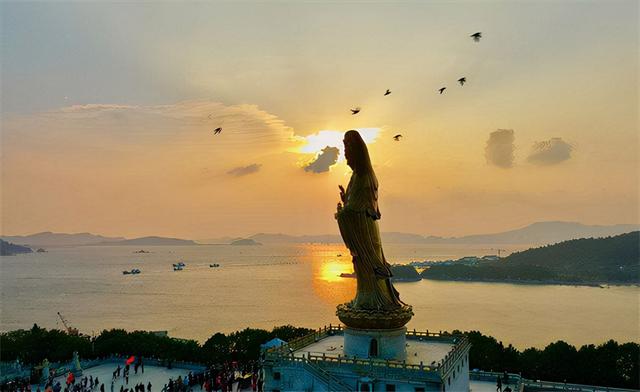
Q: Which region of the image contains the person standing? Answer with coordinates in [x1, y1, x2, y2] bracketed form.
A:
[496, 375, 502, 392]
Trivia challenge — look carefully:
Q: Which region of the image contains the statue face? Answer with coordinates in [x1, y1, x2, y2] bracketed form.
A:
[344, 133, 356, 170]
[344, 137, 353, 168]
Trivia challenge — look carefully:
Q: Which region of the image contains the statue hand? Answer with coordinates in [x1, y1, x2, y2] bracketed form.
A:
[338, 185, 346, 202]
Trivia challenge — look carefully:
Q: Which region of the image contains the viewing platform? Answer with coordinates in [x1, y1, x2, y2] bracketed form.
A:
[263, 325, 471, 391]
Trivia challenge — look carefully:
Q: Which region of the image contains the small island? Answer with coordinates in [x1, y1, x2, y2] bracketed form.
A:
[390, 264, 422, 282]
[0, 239, 33, 256]
[230, 238, 262, 246]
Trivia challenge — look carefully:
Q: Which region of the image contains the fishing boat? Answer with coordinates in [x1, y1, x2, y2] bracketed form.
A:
[173, 264, 184, 271]
[123, 269, 141, 275]
[209, 263, 221, 268]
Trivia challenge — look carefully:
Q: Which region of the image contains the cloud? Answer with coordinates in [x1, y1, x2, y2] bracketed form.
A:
[227, 163, 262, 177]
[58, 104, 136, 113]
[485, 129, 515, 168]
[526, 137, 573, 165]
[304, 146, 340, 173]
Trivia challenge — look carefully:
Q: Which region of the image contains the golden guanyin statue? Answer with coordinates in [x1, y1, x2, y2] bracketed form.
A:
[335, 130, 413, 329]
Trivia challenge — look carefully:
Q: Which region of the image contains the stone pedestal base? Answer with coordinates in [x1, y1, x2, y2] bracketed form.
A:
[343, 327, 407, 361]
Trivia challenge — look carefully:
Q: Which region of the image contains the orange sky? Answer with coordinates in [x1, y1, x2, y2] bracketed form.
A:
[1, 2, 638, 238]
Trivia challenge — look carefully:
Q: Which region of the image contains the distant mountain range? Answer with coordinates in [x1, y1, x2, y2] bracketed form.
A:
[247, 222, 639, 245]
[96, 236, 196, 246]
[1, 232, 124, 247]
[3, 221, 638, 248]
[0, 232, 194, 247]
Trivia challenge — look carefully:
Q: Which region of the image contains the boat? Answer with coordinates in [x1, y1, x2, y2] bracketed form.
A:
[176, 261, 186, 267]
[173, 265, 183, 271]
[209, 263, 221, 268]
[123, 269, 141, 275]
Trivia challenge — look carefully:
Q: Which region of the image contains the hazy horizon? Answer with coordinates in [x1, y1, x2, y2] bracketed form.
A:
[2, 220, 638, 242]
[2, 1, 638, 239]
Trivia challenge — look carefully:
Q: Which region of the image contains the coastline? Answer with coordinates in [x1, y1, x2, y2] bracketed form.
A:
[420, 276, 640, 287]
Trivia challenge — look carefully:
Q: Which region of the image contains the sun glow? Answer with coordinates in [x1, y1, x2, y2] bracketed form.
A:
[319, 259, 354, 283]
[299, 128, 381, 159]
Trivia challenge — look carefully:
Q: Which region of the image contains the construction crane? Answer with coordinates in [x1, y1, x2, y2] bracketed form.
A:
[57, 312, 79, 336]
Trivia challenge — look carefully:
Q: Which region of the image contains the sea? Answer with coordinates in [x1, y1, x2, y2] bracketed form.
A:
[1, 243, 638, 349]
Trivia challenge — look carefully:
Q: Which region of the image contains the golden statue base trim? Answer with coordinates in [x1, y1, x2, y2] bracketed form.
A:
[336, 303, 414, 330]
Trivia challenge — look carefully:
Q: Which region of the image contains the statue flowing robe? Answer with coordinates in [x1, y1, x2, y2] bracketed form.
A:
[336, 138, 404, 311]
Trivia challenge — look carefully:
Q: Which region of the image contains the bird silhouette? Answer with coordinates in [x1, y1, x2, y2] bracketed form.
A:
[470, 32, 482, 42]
[213, 127, 222, 135]
[458, 77, 466, 86]
[350, 107, 361, 115]
[384, 89, 391, 96]
[393, 134, 402, 141]
[438, 87, 446, 94]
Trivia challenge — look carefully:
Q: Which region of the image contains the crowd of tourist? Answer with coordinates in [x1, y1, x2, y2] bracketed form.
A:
[0, 358, 263, 392]
[162, 362, 263, 392]
[0, 377, 31, 392]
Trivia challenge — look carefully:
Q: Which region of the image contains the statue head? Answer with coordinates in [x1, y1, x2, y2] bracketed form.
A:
[344, 130, 374, 174]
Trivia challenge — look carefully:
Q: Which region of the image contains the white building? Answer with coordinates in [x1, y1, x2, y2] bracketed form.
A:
[263, 325, 470, 392]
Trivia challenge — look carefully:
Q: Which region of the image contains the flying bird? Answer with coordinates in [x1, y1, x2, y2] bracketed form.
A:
[438, 87, 446, 94]
[393, 134, 402, 141]
[213, 127, 222, 135]
[350, 107, 361, 115]
[384, 89, 391, 96]
[470, 32, 482, 42]
[458, 77, 466, 86]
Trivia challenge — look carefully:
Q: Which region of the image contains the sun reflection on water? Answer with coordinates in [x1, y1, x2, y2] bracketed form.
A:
[320, 259, 353, 282]
[305, 244, 356, 304]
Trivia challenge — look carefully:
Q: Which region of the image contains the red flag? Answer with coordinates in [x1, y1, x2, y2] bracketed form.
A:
[126, 356, 136, 365]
